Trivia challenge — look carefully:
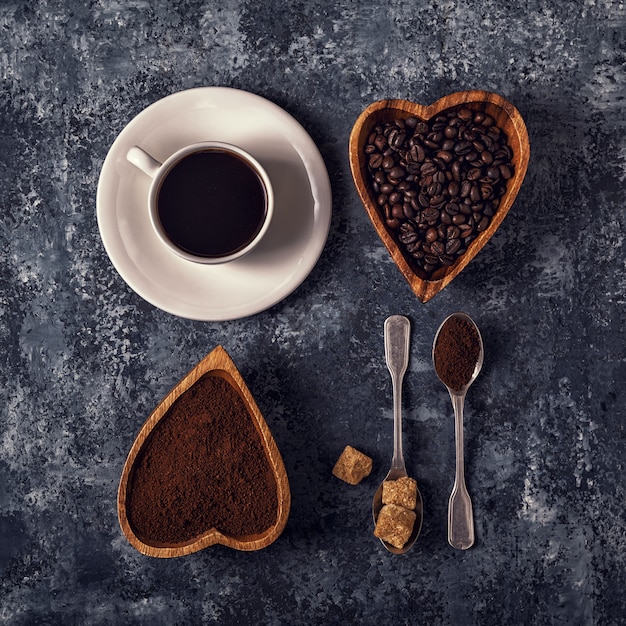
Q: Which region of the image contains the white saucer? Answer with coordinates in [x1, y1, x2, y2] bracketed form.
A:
[96, 87, 332, 321]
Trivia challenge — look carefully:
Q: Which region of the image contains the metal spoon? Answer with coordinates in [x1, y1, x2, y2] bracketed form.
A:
[372, 315, 424, 554]
[432, 312, 484, 550]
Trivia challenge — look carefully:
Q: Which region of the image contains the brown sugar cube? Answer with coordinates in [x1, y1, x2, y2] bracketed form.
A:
[382, 476, 418, 510]
[332, 445, 373, 485]
[373, 504, 416, 549]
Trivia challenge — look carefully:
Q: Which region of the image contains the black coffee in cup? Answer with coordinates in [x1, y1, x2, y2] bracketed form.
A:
[156, 149, 268, 259]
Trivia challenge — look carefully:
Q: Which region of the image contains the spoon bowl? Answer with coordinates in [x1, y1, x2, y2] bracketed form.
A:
[372, 315, 423, 554]
[433, 312, 484, 550]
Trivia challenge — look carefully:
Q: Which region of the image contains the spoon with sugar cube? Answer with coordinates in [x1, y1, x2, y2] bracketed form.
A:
[372, 315, 423, 554]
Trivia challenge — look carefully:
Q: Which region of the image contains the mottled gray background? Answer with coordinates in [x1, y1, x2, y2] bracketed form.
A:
[1, 0, 625, 624]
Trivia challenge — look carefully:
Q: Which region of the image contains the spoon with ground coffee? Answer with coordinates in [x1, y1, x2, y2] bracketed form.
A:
[372, 315, 423, 554]
[432, 312, 484, 550]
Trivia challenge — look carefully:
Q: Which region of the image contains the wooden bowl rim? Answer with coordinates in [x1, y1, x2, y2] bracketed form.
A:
[349, 90, 530, 302]
[117, 345, 291, 558]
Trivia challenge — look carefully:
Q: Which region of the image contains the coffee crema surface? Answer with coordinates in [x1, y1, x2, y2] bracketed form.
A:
[363, 108, 515, 276]
[157, 149, 267, 258]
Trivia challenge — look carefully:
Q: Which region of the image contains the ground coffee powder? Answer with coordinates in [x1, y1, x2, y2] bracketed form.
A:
[126, 373, 278, 544]
[363, 108, 515, 276]
[434, 315, 481, 391]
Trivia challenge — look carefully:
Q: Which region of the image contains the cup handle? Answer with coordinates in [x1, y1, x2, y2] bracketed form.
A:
[126, 146, 162, 178]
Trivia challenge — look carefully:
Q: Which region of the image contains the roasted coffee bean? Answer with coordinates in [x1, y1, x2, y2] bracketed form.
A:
[486, 166, 501, 180]
[391, 204, 405, 219]
[459, 224, 474, 238]
[430, 241, 445, 256]
[477, 215, 490, 231]
[481, 150, 494, 164]
[422, 207, 439, 223]
[421, 162, 438, 176]
[369, 153, 383, 169]
[402, 204, 414, 219]
[427, 182, 443, 197]
[388, 191, 402, 205]
[387, 128, 405, 149]
[473, 111, 485, 124]
[433, 170, 446, 184]
[425, 227, 438, 243]
[407, 242, 422, 255]
[410, 144, 426, 162]
[454, 140, 472, 155]
[374, 137, 386, 152]
[447, 225, 461, 239]
[467, 167, 482, 181]
[363, 107, 515, 275]
[499, 164, 512, 179]
[430, 131, 445, 144]
[398, 227, 417, 244]
[382, 156, 395, 170]
[389, 165, 406, 180]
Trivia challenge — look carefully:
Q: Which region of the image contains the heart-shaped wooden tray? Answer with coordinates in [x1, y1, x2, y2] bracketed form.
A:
[117, 345, 290, 557]
[349, 91, 529, 302]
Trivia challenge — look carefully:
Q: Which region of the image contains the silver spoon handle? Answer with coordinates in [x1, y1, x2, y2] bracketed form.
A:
[448, 393, 474, 549]
[384, 315, 410, 471]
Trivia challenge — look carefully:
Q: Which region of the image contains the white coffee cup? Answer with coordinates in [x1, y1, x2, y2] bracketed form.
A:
[127, 141, 274, 264]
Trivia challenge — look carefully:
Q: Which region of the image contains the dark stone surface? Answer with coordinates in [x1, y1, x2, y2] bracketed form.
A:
[1, 1, 625, 624]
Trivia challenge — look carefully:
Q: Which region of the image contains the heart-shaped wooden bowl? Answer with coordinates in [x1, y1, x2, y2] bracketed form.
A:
[349, 91, 529, 302]
[117, 345, 290, 557]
